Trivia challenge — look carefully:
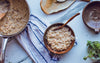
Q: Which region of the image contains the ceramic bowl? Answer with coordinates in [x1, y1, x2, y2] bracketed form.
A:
[82, 1, 100, 33]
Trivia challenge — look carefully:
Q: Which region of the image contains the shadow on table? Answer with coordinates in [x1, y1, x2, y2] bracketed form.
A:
[93, 60, 100, 63]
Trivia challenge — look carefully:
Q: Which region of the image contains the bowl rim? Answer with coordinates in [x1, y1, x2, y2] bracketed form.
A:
[43, 23, 75, 54]
[82, 1, 100, 33]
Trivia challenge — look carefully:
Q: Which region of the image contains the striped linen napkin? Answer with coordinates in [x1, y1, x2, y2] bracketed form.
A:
[15, 14, 77, 63]
[15, 14, 61, 63]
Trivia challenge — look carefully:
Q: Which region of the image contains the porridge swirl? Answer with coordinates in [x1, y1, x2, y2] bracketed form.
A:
[46, 26, 75, 51]
[0, 0, 29, 35]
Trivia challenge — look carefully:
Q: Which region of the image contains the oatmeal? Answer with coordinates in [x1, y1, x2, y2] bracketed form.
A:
[0, 0, 29, 35]
[46, 26, 75, 51]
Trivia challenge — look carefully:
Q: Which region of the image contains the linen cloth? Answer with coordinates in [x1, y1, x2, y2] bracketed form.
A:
[15, 14, 77, 63]
[15, 15, 62, 63]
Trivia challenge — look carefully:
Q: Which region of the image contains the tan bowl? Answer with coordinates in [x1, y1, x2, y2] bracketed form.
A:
[82, 1, 100, 33]
[43, 23, 75, 54]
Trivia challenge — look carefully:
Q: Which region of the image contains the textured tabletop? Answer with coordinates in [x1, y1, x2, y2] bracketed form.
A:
[2, 0, 100, 63]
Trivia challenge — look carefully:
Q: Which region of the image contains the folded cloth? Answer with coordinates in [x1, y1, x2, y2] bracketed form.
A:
[15, 14, 61, 63]
[15, 14, 77, 63]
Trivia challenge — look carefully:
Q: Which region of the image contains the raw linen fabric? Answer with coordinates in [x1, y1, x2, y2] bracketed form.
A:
[15, 15, 61, 63]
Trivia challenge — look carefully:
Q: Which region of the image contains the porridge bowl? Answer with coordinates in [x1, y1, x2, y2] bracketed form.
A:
[43, 23, 75, 54]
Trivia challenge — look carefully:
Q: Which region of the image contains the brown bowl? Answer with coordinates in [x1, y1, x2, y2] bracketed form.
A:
[82, 1, 100, 33]
[43, 23, 75, 54]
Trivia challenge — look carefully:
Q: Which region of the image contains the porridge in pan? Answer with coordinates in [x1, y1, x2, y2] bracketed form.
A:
[46, 26, 75, 51]
[0, 0, 29, 35]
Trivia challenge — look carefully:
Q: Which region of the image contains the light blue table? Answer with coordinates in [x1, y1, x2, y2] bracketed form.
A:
[3, 0, 100, 63]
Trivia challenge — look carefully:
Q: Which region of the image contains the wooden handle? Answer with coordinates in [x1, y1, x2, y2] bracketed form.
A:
[59, 13, 80, 29]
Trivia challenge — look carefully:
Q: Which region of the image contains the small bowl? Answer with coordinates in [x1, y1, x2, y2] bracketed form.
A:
[43, 23, 75, 54]
[82, 1, 100, 33]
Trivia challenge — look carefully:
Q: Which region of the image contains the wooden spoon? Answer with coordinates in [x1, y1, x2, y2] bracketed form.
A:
[53, 13, 80, 31]
[0, 1, 10, 20]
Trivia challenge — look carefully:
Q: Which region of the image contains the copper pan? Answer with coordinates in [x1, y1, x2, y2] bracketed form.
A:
[0, 0, 30, 63]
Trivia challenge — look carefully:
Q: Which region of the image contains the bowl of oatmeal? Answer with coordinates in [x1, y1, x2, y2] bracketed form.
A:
[43, 23, 75, 54]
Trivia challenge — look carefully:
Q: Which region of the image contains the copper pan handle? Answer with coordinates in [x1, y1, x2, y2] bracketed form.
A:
[0, 38, 8, 63]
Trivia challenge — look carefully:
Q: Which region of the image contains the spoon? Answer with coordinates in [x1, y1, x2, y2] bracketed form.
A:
[0, 1, 10, 20]
[53, 13, 80, 31]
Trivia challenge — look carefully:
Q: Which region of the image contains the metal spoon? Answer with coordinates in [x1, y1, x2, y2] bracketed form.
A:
[53, 13, 80, 31]
[0, 0, 10, 20]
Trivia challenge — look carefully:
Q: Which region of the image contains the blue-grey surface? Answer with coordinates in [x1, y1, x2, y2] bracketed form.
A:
[3, 0, 100, 63]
